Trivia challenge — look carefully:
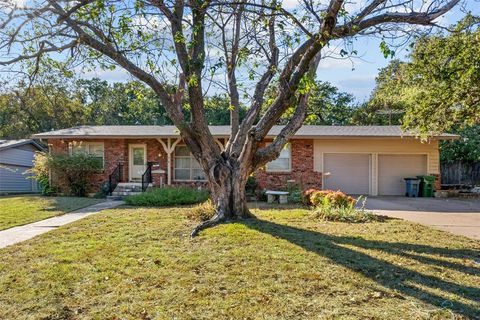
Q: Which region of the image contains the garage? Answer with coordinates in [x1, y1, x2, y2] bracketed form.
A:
[378, 154, 427, 195]
[323, 153, 370, 195]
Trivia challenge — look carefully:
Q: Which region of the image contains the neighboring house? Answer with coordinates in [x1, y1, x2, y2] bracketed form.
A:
[0, 139, 45, 194]
[32, 125, 457, 196]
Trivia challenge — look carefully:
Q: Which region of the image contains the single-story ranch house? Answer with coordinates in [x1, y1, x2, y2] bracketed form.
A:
[33, 125, 457, 196]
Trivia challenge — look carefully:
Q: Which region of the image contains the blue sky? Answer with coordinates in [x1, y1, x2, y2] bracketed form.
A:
[55, 0, 480, 102]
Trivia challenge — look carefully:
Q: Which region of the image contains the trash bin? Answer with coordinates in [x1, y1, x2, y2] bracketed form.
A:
[404, 178, 420, 197]
[417, 175, 436, 197]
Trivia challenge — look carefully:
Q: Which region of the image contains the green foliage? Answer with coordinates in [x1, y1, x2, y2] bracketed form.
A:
[286, 181, 302, 203]
[26, 152, 54, 195]
[48, 154, 103, 197]
[369, 17, 480, 135]
[186, 199, 215, 222]
[313, 196, 377, 223]
[440, 125, 480, 162]
[0, 73, 245, 139]
[125, 187, 209, 207]
[245, 176, 258, 195]
[264, 80, 358, 125]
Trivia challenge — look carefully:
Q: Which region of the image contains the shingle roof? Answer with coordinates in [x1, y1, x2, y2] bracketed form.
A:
[31, 125, 458, 139]
[0, 139, 45, 151]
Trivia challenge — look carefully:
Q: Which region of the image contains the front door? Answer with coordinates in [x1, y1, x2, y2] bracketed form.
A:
[129, 144, 146, 182]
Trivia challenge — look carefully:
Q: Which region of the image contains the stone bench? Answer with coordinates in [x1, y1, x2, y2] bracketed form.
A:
[266, 190, 289, 204]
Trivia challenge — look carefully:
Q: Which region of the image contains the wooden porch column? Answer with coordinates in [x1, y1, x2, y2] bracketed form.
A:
[157, 138, 181, 186]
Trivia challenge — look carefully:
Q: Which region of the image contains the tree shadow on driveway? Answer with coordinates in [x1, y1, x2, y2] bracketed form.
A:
[241, 219, 480, 318]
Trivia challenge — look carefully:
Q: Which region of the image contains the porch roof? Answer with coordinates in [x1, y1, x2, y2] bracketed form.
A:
[32, 125, 458, 140]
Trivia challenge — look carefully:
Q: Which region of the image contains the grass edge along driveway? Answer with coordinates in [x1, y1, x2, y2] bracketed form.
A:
[0, 195, 104, 230]
[0, 206, 478, 319]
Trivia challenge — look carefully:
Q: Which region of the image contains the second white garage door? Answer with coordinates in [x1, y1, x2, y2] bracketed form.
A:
[378, 154, 427, 196]
[323, 153, 370, 195]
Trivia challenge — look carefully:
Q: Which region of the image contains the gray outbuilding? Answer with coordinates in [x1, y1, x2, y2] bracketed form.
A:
[0, 139, 45, 194]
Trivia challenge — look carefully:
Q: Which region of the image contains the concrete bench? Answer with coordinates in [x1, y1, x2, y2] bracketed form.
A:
[266, 190, 289, 204]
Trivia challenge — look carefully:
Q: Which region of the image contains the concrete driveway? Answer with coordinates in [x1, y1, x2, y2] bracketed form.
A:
[364, 197, 480, 240]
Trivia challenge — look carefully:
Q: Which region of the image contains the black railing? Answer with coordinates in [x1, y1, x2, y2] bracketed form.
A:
[141, 162, 153, 192]
[108, 163, 123, 196]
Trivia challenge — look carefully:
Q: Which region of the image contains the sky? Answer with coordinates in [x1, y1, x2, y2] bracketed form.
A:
[5, 0, 479, 102]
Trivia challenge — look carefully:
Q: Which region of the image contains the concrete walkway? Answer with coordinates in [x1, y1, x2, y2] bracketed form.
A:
[364, 197, 480, 240]
[0, 200, 123, 248]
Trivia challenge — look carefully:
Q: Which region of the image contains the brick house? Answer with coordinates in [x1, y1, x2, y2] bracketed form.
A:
[33, 125, 457, 196]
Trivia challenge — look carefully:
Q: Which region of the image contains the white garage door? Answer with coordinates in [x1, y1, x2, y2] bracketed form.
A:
[323, 153, 370, 195]
[378, 154, 427, 196]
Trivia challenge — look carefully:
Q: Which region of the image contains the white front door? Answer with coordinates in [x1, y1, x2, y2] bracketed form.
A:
[129, 144, 147, 182]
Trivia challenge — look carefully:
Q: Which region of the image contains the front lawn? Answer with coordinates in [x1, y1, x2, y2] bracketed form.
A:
[0, 196, 104, 230]
[0, 206, 478, 319]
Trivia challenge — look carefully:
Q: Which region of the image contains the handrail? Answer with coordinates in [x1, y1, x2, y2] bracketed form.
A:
[141, 162, 153, 192]
[108, 163, 123, 196]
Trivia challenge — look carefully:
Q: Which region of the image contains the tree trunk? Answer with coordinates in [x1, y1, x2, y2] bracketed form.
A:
[191, 161, 252, 237]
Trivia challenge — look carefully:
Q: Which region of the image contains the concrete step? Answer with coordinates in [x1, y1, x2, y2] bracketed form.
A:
[112, 191, 142, 196]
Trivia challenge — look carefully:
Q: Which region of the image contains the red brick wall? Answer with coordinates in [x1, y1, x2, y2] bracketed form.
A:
[48, 138, 169, 194]
[255, 139, 322, 191]
[48, 138, 320, 194]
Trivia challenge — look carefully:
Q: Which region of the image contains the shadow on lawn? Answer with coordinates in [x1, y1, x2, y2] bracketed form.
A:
[241, 219, 480, 318]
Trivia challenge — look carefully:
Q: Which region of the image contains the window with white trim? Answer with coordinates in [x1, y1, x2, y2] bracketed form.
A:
[174, 146, 206, 181]
[266, 143, 291, 172]
[69, 142, 105, 168]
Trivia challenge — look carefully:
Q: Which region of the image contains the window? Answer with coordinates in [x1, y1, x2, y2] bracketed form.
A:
[266, 143, 291, 172]
[69, 142, 105, 168]
[174, 146, 206, 181]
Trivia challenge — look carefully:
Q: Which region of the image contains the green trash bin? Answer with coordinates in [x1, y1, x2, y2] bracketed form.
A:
[417, 175, 435, 197]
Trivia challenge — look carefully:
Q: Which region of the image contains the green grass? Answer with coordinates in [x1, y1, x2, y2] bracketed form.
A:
[125, 186, 209, 207]
[0, 196, 104, 230]
[0, 206, 479, 319]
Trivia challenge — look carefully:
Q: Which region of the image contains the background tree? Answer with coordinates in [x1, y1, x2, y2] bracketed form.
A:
[268, 80, 357, 125]
[368, 17, 480, 162]
[0, 0, 461, 235]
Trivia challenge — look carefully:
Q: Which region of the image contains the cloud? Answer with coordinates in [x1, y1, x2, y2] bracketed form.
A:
[79, 67, 132, 82]
[335, 75, 376, 100]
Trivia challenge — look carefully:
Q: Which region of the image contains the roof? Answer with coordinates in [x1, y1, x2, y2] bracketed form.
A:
[31, 125, 459, 140]
[0, 139, 46, 151]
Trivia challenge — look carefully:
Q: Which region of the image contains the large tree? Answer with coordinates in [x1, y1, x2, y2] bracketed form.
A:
[369, 16, 480, 134]
[0, 0, 460, 235]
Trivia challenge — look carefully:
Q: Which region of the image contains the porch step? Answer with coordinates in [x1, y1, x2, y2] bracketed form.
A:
[108, 182, 153, 200]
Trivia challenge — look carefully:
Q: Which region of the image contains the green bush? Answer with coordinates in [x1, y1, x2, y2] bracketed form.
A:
[48, 153, 103, 197]
[26, 152, 54, 195]
[313, 196, 377, 223]
[27, 152, 101, 196]
[125, 186, 209, 207]
[286, 182, 302, 203]
[186, 199, 215, 221]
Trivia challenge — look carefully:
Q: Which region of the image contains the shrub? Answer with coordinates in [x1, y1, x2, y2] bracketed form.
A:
[303, 189, 355, 208]
[27, 152, 101, 196]
[186, 199, 215, 221]
[286, 182, 302, 203]
[125, 186, 209, 207]
[26, 152, 54, 195]
[314, 196, 377, 223]
[48, 153, 103, 197]
[245, 176, 258, 195]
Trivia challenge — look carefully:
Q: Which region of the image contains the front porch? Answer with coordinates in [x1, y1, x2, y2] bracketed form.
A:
[48, 137, 227, 195]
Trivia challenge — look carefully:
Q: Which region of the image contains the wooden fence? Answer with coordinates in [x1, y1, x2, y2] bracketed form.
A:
[441, 161, 480, 185]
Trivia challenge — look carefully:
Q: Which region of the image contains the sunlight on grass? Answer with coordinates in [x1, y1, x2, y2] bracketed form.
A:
[0, 196, 103, 230]
[0, 206, 478, 319]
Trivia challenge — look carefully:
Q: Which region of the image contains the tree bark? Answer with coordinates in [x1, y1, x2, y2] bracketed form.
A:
[191, 159, 252, 237]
